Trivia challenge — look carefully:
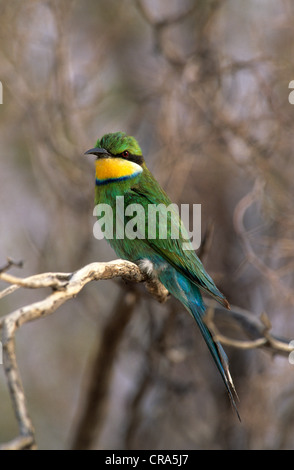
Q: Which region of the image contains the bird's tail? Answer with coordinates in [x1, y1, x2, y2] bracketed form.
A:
[188, 300, 240, 420]
[158, 269, 240, 419]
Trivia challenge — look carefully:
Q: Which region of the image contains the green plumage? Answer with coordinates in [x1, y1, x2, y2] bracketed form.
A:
[87, 132, 239, 417]
[96, 132, 143, 157]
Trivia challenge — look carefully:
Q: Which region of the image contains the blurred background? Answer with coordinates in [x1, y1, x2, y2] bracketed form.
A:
[1, 0, 294, 450]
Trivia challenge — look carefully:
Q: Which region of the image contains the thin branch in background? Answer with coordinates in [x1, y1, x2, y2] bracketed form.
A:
[197, 221, 214, 263]
[205, 299, 294, 356]
[233, 179, 294, 306]
[135, 0, 198, 66]
[1, 322, 36, 450]
[0, 257, 23, 274]
[70, 286, 140, 450]
[0, 258, 24, 301]
[124, 303, 177, 450]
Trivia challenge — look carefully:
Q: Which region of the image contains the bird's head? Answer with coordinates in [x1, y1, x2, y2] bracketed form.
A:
[85, 132, 145, 186]
[85, 132, 144, 165]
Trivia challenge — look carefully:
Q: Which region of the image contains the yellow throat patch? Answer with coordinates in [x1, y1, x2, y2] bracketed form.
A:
[95, 158, 142, 184]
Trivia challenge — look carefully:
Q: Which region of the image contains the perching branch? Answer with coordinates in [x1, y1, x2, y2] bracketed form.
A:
[0, 259, 293, 449]
[0, 259, 168, 450]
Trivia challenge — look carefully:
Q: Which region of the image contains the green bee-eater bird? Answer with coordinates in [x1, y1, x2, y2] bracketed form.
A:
[86, 131, 239, 416]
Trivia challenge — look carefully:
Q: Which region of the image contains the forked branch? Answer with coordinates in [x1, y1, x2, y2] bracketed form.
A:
[0, 259, 293, 449]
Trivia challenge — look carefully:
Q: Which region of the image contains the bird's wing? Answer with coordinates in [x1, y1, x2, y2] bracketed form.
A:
[128, 170, 229, 309]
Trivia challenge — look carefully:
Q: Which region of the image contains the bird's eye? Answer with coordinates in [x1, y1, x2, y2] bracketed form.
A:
[122, 150, 129, 157]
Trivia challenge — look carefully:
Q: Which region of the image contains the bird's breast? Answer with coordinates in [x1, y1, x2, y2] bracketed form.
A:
[95, 158, 142, 185]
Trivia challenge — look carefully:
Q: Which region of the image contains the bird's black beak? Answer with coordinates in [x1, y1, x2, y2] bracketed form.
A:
[84, 147, 111, 158]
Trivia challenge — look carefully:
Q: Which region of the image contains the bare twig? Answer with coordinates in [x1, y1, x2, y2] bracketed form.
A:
[135, 0, 198, 66]
[0, 259, 293, 450]
[233, 180, 294, 306]
[204, 299, 294, 356]
[0, 435, 36, 451]
[0, 259, 168, 450]
[70, 287, 140, 450]
[0, 257, 23, 274]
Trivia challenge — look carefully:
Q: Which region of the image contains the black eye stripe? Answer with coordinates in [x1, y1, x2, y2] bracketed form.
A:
[120, 152, 144, 165]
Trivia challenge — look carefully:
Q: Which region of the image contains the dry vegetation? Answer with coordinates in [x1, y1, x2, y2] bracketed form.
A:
[0, 0, 294, 450]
